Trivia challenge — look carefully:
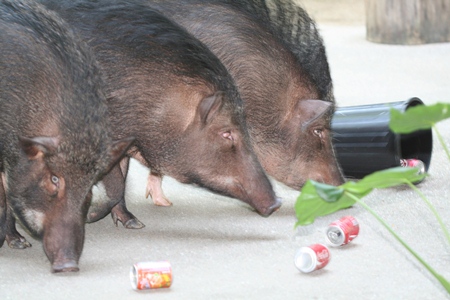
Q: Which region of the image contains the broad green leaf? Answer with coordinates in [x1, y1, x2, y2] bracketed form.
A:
[295, 181, 355, 227]
[390, 102, 450, 133]
[345, 167, 426, 192]
[295, 167, 424, 227]
[312, 181, 345, 202]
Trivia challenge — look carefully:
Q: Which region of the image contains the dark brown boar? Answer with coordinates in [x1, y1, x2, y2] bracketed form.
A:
[0, 0, 133, 272]
[144, 0, 345, 190]
[40, 0, 280, 228]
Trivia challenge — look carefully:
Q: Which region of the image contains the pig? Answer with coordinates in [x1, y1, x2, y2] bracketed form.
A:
[40, 0, 281, 228]
[142, 0, 345, 190]
[0, 0, 133, 272]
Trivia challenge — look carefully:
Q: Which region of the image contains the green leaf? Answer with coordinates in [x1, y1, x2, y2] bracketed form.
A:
[294, 167, 425, 227]
[389, 102, 450, 133]
[346, 167, 426, 192]
[295, 181, 355, 227]
[312, 181, 345, 202]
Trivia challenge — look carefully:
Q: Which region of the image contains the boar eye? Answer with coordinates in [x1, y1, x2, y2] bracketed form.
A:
[51, 175, 59, 186]
[222, 131, 233, 141]
[313, 128, 323, 139]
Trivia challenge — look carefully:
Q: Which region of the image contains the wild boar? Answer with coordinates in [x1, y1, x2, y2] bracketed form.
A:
[0, 0, 133, 272]
[40, 0, 281, 228]
[144, 0, 345, 190]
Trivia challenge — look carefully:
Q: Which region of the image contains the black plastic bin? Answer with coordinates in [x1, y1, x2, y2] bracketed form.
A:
[331, 98, 433, 179]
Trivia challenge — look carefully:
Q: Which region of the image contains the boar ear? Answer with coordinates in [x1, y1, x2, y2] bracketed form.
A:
[296, 100, 333, 131]
[19, 136, 59, 159]
[198, 91, 224, 125]
[106, 137, 135, 171]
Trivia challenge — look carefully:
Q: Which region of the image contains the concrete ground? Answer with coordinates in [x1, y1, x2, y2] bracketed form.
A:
[1, 1, 450, 299]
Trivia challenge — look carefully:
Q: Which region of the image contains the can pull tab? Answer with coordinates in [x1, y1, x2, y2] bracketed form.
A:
[327, 229, 341, 242]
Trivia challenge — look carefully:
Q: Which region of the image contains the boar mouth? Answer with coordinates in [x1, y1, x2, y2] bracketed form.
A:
[51, 260, 79, 273]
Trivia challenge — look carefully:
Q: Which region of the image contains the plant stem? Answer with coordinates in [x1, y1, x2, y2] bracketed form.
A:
[347, 193, 450, 294]
[406, 181, 450, 246]
[433, 125, 450, 162]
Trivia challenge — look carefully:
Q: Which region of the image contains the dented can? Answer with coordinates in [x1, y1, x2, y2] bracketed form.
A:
[326, 216, 359, 247]
[295, 244, 331, 273]
[130, 261, 172, 290]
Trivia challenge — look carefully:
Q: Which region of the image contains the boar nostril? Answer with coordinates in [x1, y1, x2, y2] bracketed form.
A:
[51, 260, 79, 273]
[259, 197, 282, 217]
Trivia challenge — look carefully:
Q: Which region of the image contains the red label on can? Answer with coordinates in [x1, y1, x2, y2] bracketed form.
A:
[310, 244, 330, 270]
[131, 261, 172, 290]
[295, 244, 330, 273]
[327, 216, 359, 246]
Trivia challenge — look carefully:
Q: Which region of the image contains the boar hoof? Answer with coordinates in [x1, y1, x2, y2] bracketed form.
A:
[152, 197, 172, 207]
[86, 210, 109, 223]
[52, 261, 79, 273]
[111, 212, 145, 229]
[7, 236, 32, 249]
[124, 219, 145, 229]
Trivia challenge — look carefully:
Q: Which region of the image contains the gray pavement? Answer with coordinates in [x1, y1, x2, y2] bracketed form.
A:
[1, 3, 450, 300]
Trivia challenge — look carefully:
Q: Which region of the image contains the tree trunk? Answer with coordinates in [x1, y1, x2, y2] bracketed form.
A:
[365, 0, 450, 44]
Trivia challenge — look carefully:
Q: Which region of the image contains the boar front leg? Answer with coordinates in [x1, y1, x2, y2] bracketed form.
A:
[145, 171, 172, 207]
[87, 157, 144, 229]
[107, 157, 144, 229]
[5, 209, 32, 249]
[86, 163, 123, 223]
[0, 173, 31, 249]
[110, 198, 145, 229]
[0, 172, 5, 247]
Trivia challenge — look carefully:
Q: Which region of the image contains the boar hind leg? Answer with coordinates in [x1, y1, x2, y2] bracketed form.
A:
[145, 171, 172, 207]
[0, 173, 31, 249]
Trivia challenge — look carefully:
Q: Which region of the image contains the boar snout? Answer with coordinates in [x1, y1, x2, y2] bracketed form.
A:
[236, 170, 281, 217]
[45, 233, 81, 273]
[43, 207, 85, 273]
[257, 197, 282, 217]
[51, 259, 79, 273]
[238, 159, 281, 217]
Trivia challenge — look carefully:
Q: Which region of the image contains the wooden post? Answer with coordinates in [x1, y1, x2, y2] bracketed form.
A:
[365, 0, 450, 44]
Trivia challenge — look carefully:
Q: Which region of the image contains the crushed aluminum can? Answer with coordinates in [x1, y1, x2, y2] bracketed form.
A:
[295, 244, 331, 273]
[325, 216, 360, 247]
[130, 261, 172, 290]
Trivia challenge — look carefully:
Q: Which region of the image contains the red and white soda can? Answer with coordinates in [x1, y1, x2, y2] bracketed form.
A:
[400, 158, 425, 174]
[295, 244, 331, 273]
[130, 261, 172, 290]
[400, 159, 426, 183]
[325, 216, 359, 247]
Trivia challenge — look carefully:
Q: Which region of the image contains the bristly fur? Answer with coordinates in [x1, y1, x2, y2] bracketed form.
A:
[40, 0, 246, 128]
[1, 0, 114, 175]
[150, 0, 334, 102]
[244, 0, 334, 102]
